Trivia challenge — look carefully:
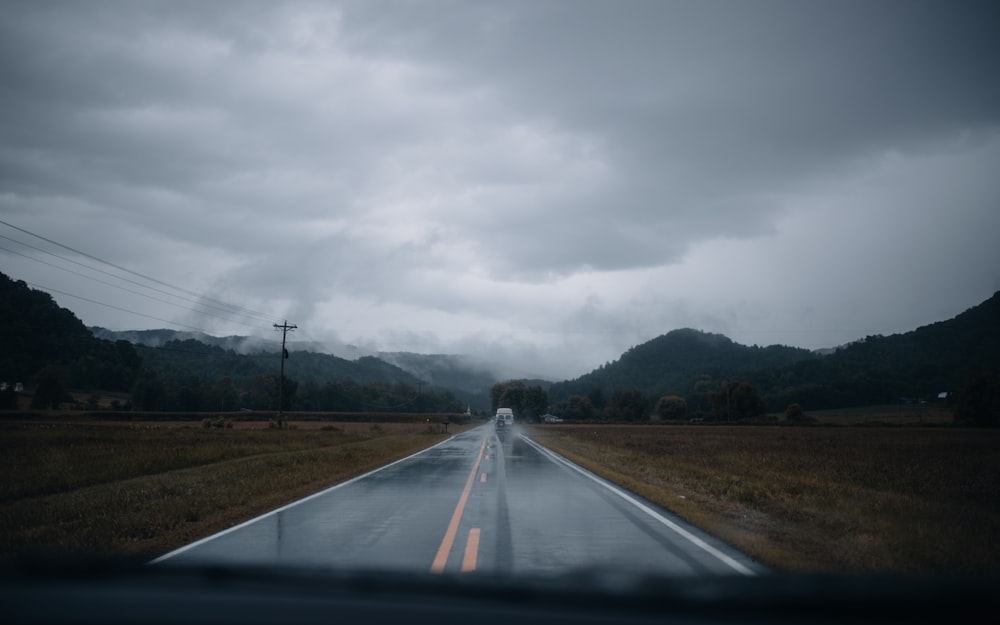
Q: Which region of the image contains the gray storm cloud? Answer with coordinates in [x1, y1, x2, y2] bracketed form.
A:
[1, 0, 998, 379]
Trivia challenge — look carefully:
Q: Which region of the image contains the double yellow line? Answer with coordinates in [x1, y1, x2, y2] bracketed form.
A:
[430, 436, 487, 573]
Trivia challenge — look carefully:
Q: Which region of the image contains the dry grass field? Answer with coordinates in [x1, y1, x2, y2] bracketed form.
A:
[0, 418, 468, 560]
[5, 416, 997, 575]
[526, 424, 1000, 574]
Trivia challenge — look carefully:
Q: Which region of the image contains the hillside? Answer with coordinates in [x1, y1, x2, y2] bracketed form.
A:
[0, 273, 476, 413]
[89, 327, 333, 356]
[549, 292, 1000, 413]
[94, 329, 498, 409]
[0, 272, 142, 402]
[377, 352, 500, 395]
[131, 339, 424, 389]
[548, 328, 815, 404]
[126, 338, 488, 412]
[756, 291, 1000, 410]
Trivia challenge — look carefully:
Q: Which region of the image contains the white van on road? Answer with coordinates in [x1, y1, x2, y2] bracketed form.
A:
[495, 408, 513, 429]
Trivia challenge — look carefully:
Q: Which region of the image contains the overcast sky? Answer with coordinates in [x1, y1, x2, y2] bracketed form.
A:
[2, 0, 998, 380]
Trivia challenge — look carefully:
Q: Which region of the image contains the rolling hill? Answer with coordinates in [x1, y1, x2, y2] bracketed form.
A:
[549, 292, 1000, 412]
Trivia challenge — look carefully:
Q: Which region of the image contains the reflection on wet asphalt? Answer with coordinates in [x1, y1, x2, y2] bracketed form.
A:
[157, 424, 763, 576]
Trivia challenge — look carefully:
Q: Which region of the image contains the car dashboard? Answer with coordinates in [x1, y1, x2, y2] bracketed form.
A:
[2, 556, 993, 625]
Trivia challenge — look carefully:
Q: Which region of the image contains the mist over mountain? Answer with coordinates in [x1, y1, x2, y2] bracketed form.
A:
[88, 328, 496, 410]
[89, 328, 330, 356]
[376, 352, 500, 395]
[92, 328, 547, 401]
[5, 268, 996, 417]
[89, 290, 1000, 415]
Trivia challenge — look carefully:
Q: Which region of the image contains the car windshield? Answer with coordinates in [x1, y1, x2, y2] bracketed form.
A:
[1, 1, 999, 618]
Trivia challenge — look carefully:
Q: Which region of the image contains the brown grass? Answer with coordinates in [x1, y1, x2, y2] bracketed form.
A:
[526, 424, 1000, 575]
[793, 404, 953, 426]
[0, 418, 469, 560]
[7, 416, 996, 575]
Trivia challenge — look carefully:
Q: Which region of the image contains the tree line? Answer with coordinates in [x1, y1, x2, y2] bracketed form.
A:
[489, 377, 770, 423]
[129, 368, 465, 414]
[548, 380, 768, 423]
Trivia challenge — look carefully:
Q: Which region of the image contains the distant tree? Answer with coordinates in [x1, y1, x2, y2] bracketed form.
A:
[522, 385, 548, 421]
[785, 404, 816, 425]
[491, 380, 526, 413]
[953, 368, 1000, 427]
[295, 379, 322, 411]
[587, 387, 606, 412]
[654, 395, 687, 421]
[213, 376, 240, 412]
[561, 395, 594, 421]
[605, 389, 649, 422]
[710, 381, 766, 421]
[249, 373, 280, 411]
[691, 375, 715, 415]
[131, 371, 169, 411]
[499, 385, 525, 415]
[30, 365, 72, 409]
[176, 375, 207, 412]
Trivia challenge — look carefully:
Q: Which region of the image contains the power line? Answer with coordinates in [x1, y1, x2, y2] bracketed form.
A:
[1, 233, 274, 324]
[26, 281, 213, 333]
[0, 241, 268, 330]
[0, 219, 282, 324]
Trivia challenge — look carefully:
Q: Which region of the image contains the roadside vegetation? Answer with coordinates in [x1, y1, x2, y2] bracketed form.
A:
[526, 423, 1000, 574]
[0, 418, 468, 560]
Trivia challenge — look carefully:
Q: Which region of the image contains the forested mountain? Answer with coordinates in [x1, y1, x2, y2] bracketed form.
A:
[90, 327, 333, 356]
[0, 272, 141, 406]
[98, 329, 528, 403]
[548, 329, 815, 406]
[132, 339, 431, 392]
[377, 352, 501, 395]
[754, 291, 1000, 410]
[128, 339, 478, 413]
[0, 272, 472, 413]
[549, 292, 1000, 414]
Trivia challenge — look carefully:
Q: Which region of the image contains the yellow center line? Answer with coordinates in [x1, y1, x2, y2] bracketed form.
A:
[461, 528, 481, 572]
[430, 436, 486, 573]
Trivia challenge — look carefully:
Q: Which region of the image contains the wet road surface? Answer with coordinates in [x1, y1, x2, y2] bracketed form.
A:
[156, 425, 764, 576]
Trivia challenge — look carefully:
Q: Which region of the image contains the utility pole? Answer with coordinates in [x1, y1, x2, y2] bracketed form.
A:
[273, 320, 297, 423]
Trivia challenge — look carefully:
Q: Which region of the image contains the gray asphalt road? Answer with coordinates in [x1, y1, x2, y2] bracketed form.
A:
[155, 424, 764, 576]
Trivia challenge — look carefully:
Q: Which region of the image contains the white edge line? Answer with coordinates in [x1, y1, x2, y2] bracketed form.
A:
[520, 435, 757, 576]
[149, 435, 458, 564]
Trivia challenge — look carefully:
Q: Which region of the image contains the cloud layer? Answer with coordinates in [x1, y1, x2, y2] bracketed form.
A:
[2, 1, 999, 379]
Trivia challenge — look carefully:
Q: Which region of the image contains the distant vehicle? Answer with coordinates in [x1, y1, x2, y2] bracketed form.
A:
[495, 408, 513, 429]
[542, 414, 563, 423]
